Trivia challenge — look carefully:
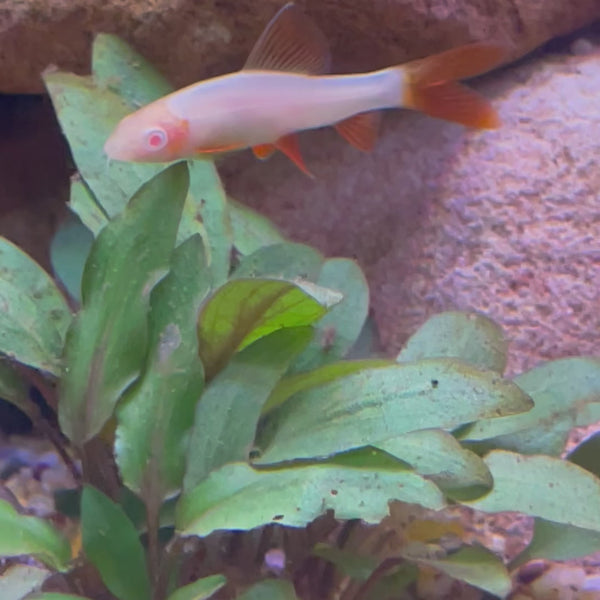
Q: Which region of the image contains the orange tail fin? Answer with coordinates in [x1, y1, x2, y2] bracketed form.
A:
[402, 42, 508, 129]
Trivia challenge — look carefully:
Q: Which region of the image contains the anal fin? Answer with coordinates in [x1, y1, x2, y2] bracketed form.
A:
[335, 111, 381, 152]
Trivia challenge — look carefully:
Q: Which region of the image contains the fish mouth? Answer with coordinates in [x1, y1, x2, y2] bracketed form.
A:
[103, 132, 131, 161]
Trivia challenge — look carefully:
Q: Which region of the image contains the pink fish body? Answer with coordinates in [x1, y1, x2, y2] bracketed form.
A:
[104, 3, 506, 174]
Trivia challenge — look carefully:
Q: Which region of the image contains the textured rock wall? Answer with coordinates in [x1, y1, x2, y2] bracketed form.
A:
[0, 0, 598, 92]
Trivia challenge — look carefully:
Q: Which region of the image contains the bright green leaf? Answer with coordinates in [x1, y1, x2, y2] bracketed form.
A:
[398, 311, 508, 373]
[59, 163, 188, 445]
[255, 359, 533, 464]
[0, 564, 50, 599]
[50, 213, 94, 302]
[232, 242, 324, 281]
[0, 498, 70, 571]
[81, 485, 151, 600]
[236, 580, 298, 600]
[406, 545, 511, 598]
[197, 278, 337, 380]
[462, 358, 600, 455]
[184, 327, 312, 491]
[177, 461, 445, 537]
[291, 258, 369, 373]
[166, 574, 227, 600]
[228, 198, 285, 255]
[116, 235, 209, 500]
[511, 518, 600, 568]
[263, 359, 392, 414]
[467, 450, 600, 532]
[377, 429, 493, 501]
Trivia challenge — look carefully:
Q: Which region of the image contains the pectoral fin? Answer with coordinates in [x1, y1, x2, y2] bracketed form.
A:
[252, 143, 277, 160]
[275, 134, 313, 177]
[243, 3, 331, 74]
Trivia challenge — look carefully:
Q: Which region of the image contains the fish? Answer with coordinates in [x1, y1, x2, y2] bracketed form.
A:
[104, 2, 507, 175]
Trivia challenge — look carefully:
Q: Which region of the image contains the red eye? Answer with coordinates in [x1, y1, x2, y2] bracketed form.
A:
[145, 128, 167, 151]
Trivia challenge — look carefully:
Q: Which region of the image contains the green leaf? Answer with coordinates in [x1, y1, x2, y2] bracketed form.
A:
[116, 235, 209, 500]
[312, 544, 378, 581]
[68, 178, 108, 237]
[177, 461, 445, 537]
[462, 357, 600, 455]
[263, 359, 392, 414]
[184, 327, 312, 491]
[166, 574, 227, 600]
[232, 242, 324, 281]
[0, 564, 50, 599]
[467, 450, 600, 532]
[0, 359, 32, 418]
[405, 545, 511, 598]
[0, 237, 72, 375]
[567, 431, 600, 476]
[398, 311, 508, 374]
[511, 518, 600, 568]
[377, 429, 493, 501]
[26, 595, 90, 600]
[50, 213, 94, 302]
[59, 163, 188, 445]
[81, 485, 151, 600]
[197, 278, 338, 380]
[290, 258, 369, 373]
[228, 198, 285, 255]
[236, 580, 298, 600]
[0, 498, 70, 571]
[255, 359, 533, 464]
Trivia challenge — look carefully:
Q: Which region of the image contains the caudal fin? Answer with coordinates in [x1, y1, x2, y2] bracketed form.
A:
[402, 42, 507, 129]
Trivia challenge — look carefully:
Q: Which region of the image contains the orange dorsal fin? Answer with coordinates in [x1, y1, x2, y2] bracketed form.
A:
[404, 42, 508, 86]
[406, 80, 500, 129]
[252, 143, 277, 160]
[275, 134, 313, 177]
[401, 42, 507, 129]
[243, 3, 331, 74]
[335, 111, 381, 152]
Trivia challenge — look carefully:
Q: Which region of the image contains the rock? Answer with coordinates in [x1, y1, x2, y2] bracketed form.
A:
[220, 45, 600, 375]
[0, 0, 599, 93]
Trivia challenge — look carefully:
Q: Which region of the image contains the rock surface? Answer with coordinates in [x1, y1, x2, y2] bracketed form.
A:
[0, 0, 599, 93]
[220, 41, 600, 375]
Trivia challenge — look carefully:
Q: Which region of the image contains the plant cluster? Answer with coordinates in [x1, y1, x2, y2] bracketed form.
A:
[1, 35, 600, 600]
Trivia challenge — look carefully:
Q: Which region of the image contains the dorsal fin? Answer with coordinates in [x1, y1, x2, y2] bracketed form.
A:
[335, 111, 381, 152]
[243, 3, 331, 74]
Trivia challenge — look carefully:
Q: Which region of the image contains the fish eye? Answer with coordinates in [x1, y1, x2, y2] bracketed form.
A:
[144, 128, 168, 151]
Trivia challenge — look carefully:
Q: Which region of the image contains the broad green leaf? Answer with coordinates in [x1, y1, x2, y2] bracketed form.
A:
[166, 574, 227, 600]
[312, 544, 378, 581]
[290, 258, 369, 373]
[0, 360, 32, 418]
[228, 198, 285, 255]
[116, 235, 209, 500]
[232, 242, 324, 281]
[377, 429, 492, 501]
[0, 564, 51, 599]
[0, 498, 70, 571]
[68, 178, 108, 237]
[406, 545, 511, 598]
[81, 485, 151, 600]
[184, 327, 312, 491]
[177, 462, 445, 537]
[462, 358, 600, 455]
[92, 33, 172, 105]
[567, 430, 600, 476]
[59, 163, 188, 445]
[0, 237, 72, 374]
[197, 278, 336, 380]
[398, 311, 508, 373]
[511, 518, 600, 568]
[263, 359, 392, 414]
[50, 213, 94, 302]
[467, 451, 600, 532]
[236, 580, 298, 600]
[255, 359, 533, 464]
